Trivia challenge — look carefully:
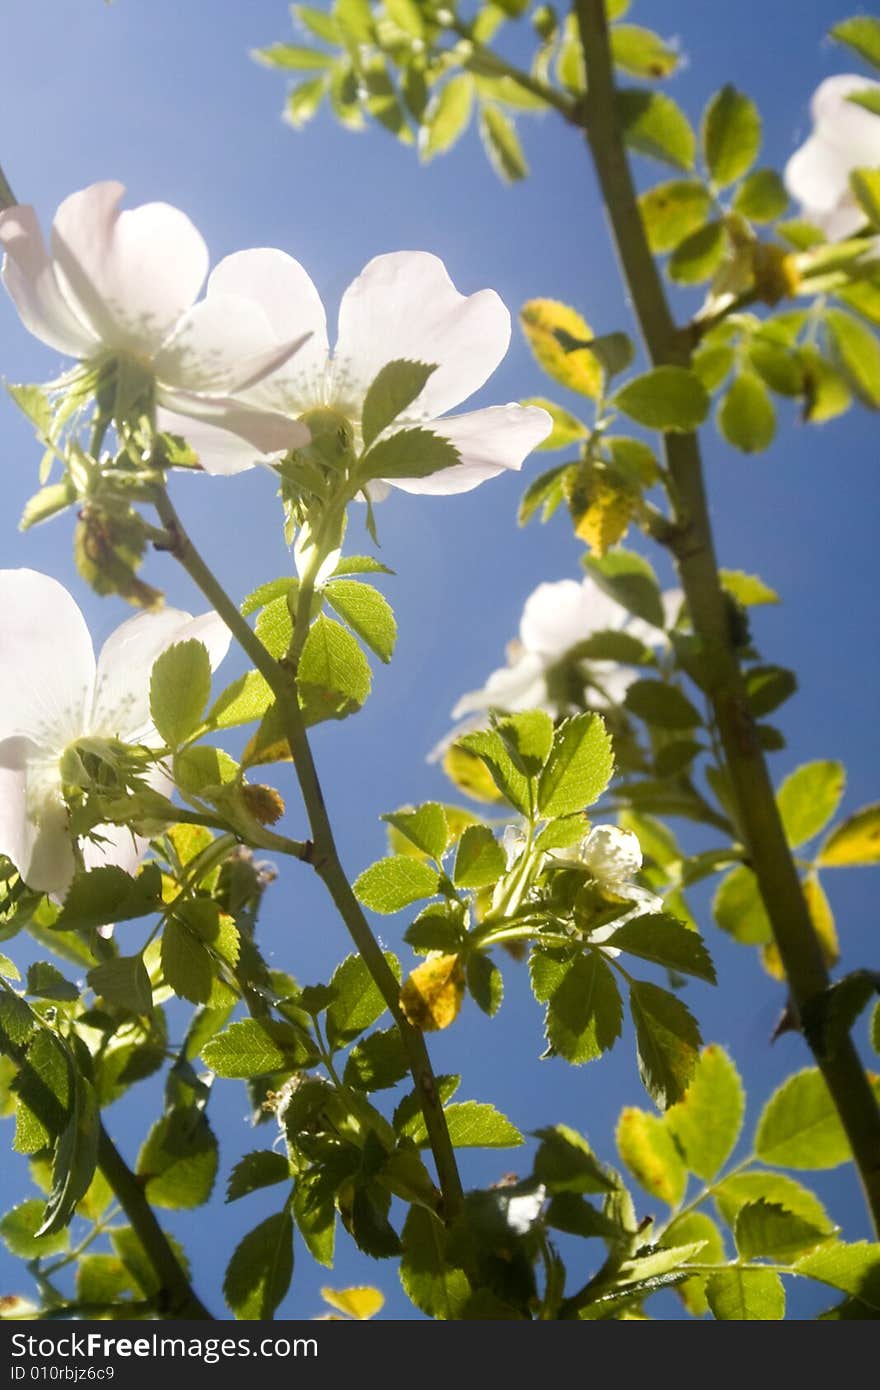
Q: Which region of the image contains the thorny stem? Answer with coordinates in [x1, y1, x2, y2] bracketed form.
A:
[575, 0, 880, 1233]
[152, 487, 464, 1220]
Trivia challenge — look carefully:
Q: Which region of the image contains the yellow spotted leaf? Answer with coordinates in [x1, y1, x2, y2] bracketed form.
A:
[399, 954, 465, 1032]
[762, 874, 838, 981]
[616, 1106, 687, 1206]
[320, 1286, 384, 1320]
[520, 299, 603, 400]
[442, 745, 505, 804]
[241, 784, 285, 825]
[565, 464, 636, 556]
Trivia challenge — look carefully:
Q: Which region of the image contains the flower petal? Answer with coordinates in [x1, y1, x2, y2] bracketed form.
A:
[0, 739, 75, 895]
[206, 249, 330, 411]
[385, 404, 551, 496]
[520, 576, 628, 658]
[153, 291, 310, 393]
[812, 75, 880, 165]
[784, 134, 852, 220]
[82, 822, 148, 878]
[0, 570, 95, 748]
[92, 608, 230, 743]
[451, 650, 548, 719]
[50, 182, 208, 356]
[335, 252, 511, 417]
[0, 204, 97, 357]
[157, 390, 309, 475]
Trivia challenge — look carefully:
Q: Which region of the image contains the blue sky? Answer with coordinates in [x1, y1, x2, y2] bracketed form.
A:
[0, 0, 877, 1320]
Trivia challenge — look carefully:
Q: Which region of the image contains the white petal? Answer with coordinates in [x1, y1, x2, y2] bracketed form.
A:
[588, 662, 637, 708]
[452, 650, 548, 718]
[385, 404, 552, 496]
[82, 822, 148, 878]
[335, 252, 511, 418]
[157, 391, 309, 475]
[0, 740, 75, 895]
[625, 586, 684, 645]
[0, 204, 98, 357]
[50, 182, 208, 356]
[154, 292, 309, 393]
[206, 249, 330, 411]
[519, 576, 628, 659]
[811, 75, 880, 165]
[0, 570, 95, 748]
[785, 134, 852, 219]
[92, 608, 229, 743]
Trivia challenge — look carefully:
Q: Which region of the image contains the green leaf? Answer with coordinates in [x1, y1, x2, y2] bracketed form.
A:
[325, 579, 397, 663]
[756, 1067, 869, 1169]
[385, 0, 424, 37]
[846, 87, 880, 116]
[354, 855, 439, 913]
[466, 953, 503, 1017]
[533, 1123, 616, 1194]
[733, 168, 789, 222]
[149, 640, 213, 747]
[26, 961, 78, 1002]
[496, 709, 554, 776]
[343, 1028, 409, 1091]
[420, 74, 474, 159]
[360, 426, 459, 482]
[734, 1199, 830, 1261]
[479, 105, 528, 182]
[53, 864, 163, 933]
[201, 1019, 307, 1079]
[0, 1199, 69, 1259]
[624, 679, 702, 730]
[614, 366, 709, 431]
[713, 865, 772, 945]
[826, 308, 880, 407]
[776, 760, 845, 849]
[38, 1071, 99, 1237]
[793, 1241, 880, 1311]
[744, 663, 797, 717]
[617, 89, 695, 170]
[223, 1209, 294, 1320]
[668, 221, 726, 285]
[254, 594, 293, 659]
[666, 1045, 745, 1180]
[87, 956, 152, 1016]
[293, 4, 341, 43]
[440, 1101, 523, 1148]
[452, 825, 506, 889]
[537, 712, 615, 817]
[138, 1108, 218, 1210]
[7, 383, 52, 434]
[297, 614, 372, 725]
[400, 1206, 471, 1319]
[718, 371, 776, 453]
[706, 1268, 785, 1320]
[703, 86, 761, 186]
[616, 1107, 687, 1205]
[292, 1167, 336, 1267]
[382, 802, 449, 860]
[162, 918, 214, 1005]
[253, 42, 332, 69]
[207, 669, 273, 730]
[603, 914, 716, 983]
[639, 179, 712, 254]
[630, 981, 701, 1108]
[714, 1171, 832, 1233]
[611, 23, 679, 79]
[458, 729, 530, 814]
[818, 803, 880, 866]
[522, 398, 588, 451]
[360, 360, 436, 448]
[851, 168, 880, 230]
[585, 549, 664, 627]
[326, 951, 400, 1046]
[719, 570, 779, 606]
[830, 16, 880, 70]
[240, 576, 294, 617]
[226, 1150, 290, 1202]
[532, 950, 623, 1064]
[661, 1211, 725, 1315]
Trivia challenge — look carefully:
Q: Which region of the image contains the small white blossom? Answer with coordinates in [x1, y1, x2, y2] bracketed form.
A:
[0, 569, 229, 896]
[785, 75, 880, 240]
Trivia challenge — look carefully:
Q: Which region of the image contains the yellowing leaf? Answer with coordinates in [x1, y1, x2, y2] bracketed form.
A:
[240, 784, 285, 826]
[564, 464, 636, 556]
[520, 299, 603, 400]
[320, 1285, 384, 1319]
[818, 803, 880, 867]
[399, 955, 464, 1032]
[442, 745, 505, 804]
[616, 1107, 687, 1205]
[762, 874, 838, 981]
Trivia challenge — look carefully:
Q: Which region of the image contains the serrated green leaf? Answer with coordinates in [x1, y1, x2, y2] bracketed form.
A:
[714, 1171, 832, 1233]
[603, 914, 716, 983]
[466, 952, 503, 1017]
[537, 712, 615, 817]
[343, 1028, 409, 1091]
[438, 1101, 523, 1149]
[353, 856, 439, 913]
[226, 1150, 290, 1202]
[616, 1107, 687, 1205]
[703, 86, 761, 186]
[713, 865, 772, 944]
[326, 951, 400, 1046]
[292, 1167, 336, 1267]
[223, 1209, 294, 1320]
[53, 864, 163, 932]
[0, 1199, 69, 1259]
[254, 595, 293, 659]
[734, 1199, 830, 1260]
[207, 669, 274, 730]
[719, 570, 779, 606]
[793, 1241, 880, 1311]
[458, 729, 530, 814]
[624, 679, 702, 729]
[26, 961, 78, 1002]
[666, 1044, 744, 1180]
[706, 1267, 785, 1320]
[201, 1019, 305, 1079]
[617, 89, 695, 169]
[755, 1067, 867, 1169]
[138, 1108, 218, 1210]
[38, 1070, 99, 1237]
[776, 760, 845, 849]
[453, 825, 506, 888]
[325, 579, 397, 663]
[382, 803, 449, 860]
[718, 371, 776, 452]
[400, 1206, 471, 1319]
[298, 614, 372, 725]
[630, 980, 701, 1109]
[360, 360, 436, 448]
[360, 426, 459, 482]
[87, 956, 152, 1015]
[615, 366, 709, 431]
[161, 918, 214, 1005]
[149, 640, 213, 748]
[585, 549, 664, 627]
[532, 950, 623, 1064]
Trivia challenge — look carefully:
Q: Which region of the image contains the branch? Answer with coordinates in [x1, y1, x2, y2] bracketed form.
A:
[575, 0, 880, 1232]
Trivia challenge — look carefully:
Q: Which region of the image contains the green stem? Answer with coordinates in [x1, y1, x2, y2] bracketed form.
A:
[96, 1125, 212, 1319]
[153, 487, 464, 1221]
[575, 0, 880, 1233]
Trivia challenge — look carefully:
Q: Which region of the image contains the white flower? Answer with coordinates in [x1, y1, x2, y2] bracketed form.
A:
[157, 248, 551, 485]
[785, 75, 880, 240]
[504, 1185, 547, 1234]
[0, 181, 309, 455]
[293, 522, 341, 589]
[574, 823, 664, 952]
[0, 569, 230, 896]
[446, 577, 682, 729]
